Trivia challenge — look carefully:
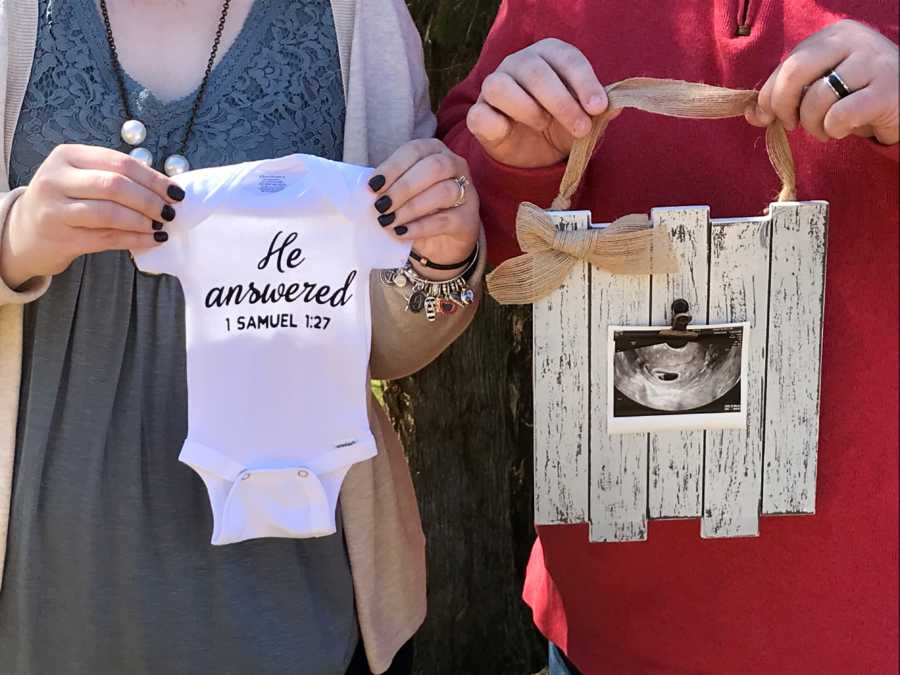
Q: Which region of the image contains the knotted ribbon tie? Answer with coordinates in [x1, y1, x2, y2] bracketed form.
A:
[486, 78, 798, 306]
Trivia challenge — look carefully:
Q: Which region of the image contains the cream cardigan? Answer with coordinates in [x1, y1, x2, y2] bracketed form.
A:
[0, 1, 484, 672]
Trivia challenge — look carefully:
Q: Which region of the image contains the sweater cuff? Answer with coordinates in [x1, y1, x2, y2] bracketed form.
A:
[469, 142, 567, 209]
[0, 187, 51, 306]
[369, 228, 486, 381]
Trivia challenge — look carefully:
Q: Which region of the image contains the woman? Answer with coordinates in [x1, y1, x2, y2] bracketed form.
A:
[0, 0, 483, 673]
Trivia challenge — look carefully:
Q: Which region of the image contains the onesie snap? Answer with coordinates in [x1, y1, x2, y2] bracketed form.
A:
[132, 153, 410, 545]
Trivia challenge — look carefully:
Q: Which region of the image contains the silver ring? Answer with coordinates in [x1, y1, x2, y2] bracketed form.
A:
[451, 175, 469, 208]
[824, 70, 853, 100]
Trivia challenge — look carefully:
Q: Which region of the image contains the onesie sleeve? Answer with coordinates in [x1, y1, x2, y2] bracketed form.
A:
[131, 234, 184, 278]
[359, 212, 411, 271]
[344, 164, 412, 271]
[130, 168, 217, 278]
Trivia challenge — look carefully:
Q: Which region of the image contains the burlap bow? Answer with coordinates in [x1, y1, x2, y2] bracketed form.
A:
[487, 78, 798, 305]
[485, 204, 678, 306]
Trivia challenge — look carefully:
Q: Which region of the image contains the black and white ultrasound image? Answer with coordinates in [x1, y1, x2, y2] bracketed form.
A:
[612, 326, 744, 418]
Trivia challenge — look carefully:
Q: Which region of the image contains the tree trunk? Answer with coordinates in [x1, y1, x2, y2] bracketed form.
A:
[384, 300, 545, 675]
[388, 3, 545, 672]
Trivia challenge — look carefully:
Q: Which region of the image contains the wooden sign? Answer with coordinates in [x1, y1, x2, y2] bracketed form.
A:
[533, 201, 828, 541]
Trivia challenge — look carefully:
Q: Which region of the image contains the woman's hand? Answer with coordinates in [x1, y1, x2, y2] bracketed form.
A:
[466, 38, 609, 168]
[746, 19, 899, 145]
[368, 139, 481, 281]
[0, 144, 184, 290]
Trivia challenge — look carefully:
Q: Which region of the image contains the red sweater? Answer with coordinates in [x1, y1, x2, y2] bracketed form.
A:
[439, 2, 899, 673]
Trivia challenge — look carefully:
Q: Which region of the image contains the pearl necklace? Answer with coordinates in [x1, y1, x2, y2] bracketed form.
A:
[99, 0, 232, 176]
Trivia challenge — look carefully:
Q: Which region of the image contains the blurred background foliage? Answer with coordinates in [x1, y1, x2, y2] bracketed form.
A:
[408, 0, 500, 101]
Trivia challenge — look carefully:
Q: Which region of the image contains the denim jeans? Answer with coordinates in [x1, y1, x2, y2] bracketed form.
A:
[549, 642, 583, 675]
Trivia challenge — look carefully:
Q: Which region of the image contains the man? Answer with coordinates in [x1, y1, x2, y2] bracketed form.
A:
[439, 2, 898, 673]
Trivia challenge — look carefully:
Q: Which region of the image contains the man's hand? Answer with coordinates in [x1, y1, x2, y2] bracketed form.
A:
[746, 19, 899, 145]
[466, 39, 609, 169]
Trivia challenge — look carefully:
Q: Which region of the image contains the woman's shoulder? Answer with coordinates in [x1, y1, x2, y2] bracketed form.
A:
[1, 0, 38, 24]
[0, 0, 38, 63]
[332, 0, 420, 38]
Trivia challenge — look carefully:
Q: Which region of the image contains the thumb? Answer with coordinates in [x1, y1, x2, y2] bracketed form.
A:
[745, 103, 775, 128]
[581, 85, 609, 117]
[467, 101, 514, 148]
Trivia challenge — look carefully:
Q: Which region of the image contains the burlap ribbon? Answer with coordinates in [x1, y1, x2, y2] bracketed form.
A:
[486, 77, 798, 305]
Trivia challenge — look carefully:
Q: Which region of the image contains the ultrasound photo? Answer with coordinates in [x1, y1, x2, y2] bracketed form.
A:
[607, 323, 749, 434]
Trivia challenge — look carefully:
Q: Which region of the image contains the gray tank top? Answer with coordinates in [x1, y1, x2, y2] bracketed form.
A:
[0, 1, 358, 673]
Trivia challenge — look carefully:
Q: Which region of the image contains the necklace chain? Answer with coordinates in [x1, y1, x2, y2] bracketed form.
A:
[98, 0, 232, 160]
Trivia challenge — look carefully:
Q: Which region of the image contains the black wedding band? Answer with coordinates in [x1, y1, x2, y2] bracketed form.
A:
[824, 70, 853, 100]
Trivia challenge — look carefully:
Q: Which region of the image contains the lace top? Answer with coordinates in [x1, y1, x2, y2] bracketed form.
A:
[0, 1, 360, 673]
[10, 0, 344, 180]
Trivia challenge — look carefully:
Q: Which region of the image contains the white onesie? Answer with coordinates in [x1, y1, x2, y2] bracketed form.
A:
[132, 154, 410, 545]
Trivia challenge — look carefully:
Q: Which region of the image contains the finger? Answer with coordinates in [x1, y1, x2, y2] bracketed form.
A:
[824, 85, 886, 140]
[64, 199, 155, 233]
[507, 55, 592, 137]
[767, 40, 851, 130]
[755, 65, 781, 127]
[481, 73, 552, 132]
[377, 151, 464, 216]
[466, 100, 514, 145]
[79, 228, 162, 256]
[853, 123, 876, 139]
[369, 138, 447, 196]
[386, 179, 463, 228]
[744, 102, 775, 128]
[534, 39, 608, 115]
[64, 145, 184, 203]
[800, 54, 874, 141]
[65, 169, 175, 224]
[389, 208, 473, 242]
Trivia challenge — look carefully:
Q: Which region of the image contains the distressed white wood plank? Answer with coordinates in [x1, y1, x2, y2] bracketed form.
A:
[702, 217, 770, 538]
[533, 211, 591, 524]
[589, 266, 651, 542]
[763, 201, 828, 515]
[648, 207, 709, 519]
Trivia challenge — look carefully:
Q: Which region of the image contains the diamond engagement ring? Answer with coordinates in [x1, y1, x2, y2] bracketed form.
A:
[452, 175, 469, 208]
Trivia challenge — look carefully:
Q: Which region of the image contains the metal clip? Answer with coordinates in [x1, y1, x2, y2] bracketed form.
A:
[659, 298, 699, 344]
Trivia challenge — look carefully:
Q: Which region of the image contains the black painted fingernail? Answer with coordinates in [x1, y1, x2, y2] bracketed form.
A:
[394, 225, 408, 236]
[368, 174, 386, 192]
[161, 205, 176, 222]
[167, 185, 185, 202]
[152, 221, 164, 231]
[375, 195, 393, 214]
[154, 231, 169, 243]
[378, 213, 396, 227]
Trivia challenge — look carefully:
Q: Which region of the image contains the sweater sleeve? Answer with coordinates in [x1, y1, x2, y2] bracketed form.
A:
[367, 0, 479, 381]
[369, 229, 485, 381]
[395, 0, 437, 142]
[437, 0, 566, 267]
[0, 188, 51, 307]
